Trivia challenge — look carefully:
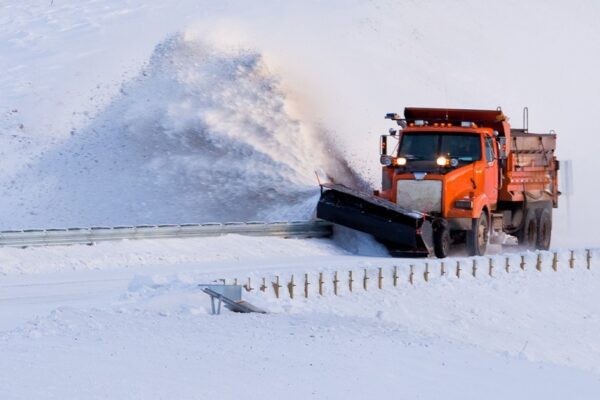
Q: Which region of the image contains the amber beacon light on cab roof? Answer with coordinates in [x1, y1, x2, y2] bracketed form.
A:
[317, 107, 559, 258]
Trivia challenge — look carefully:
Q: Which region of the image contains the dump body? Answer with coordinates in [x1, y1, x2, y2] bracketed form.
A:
[502, 131, 558, 206]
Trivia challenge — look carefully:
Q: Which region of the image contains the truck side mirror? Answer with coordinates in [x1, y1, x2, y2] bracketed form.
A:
[497, 137, 507, 160]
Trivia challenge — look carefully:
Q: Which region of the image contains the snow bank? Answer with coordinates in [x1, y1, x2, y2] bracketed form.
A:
[122, 261, 600, 373]
[2, 250, 600, 399]
[0, 235, 351, 275]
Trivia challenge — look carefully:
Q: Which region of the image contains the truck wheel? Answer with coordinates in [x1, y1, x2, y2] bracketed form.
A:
[517, 209, 537, 249]
[433, 221, 450, 259]
[536, 208, 552, 250]
[466, 212, 488, 256]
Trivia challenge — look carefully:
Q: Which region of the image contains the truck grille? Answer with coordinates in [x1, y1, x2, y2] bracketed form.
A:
[396, 180, 442, 213]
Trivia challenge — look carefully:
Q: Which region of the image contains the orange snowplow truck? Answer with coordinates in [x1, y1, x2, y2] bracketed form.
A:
[317, 107, 559, 258]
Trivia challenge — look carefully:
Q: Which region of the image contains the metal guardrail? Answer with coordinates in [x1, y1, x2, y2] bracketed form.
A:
[0, 220, 333, 247]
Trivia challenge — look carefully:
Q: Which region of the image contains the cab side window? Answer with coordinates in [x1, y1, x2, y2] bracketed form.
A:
[484, 136, 495, 162]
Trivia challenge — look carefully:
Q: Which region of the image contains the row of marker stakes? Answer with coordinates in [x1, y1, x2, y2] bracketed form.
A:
[222, 249, 593, 299]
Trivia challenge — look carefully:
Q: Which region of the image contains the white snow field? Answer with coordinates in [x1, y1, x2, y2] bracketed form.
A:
[1, 239, 600, 399]
[2, 1, 600, 399]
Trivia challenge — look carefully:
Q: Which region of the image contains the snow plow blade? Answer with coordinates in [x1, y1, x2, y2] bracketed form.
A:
[316, 184, 433, 257]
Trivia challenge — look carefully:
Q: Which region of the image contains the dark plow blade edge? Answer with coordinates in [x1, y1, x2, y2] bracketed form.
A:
[316, 185, 433, 257]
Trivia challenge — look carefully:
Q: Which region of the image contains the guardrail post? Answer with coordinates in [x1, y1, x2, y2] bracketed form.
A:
[505, 257, 510, 273]
[536, 253, 542, 272]
[243, 277, 253, 292]
[424, 263, 429, 282]
[393, 266, 399, 287]
[456, 261, 461, 278]
[272, 276, 281, 299]
[333, 272, 339, 295]
[287, 275, 295, 299]
[378, 268, 383, 289]
[552, 252, 558, 271]
[569, 251, 575, 269]
[363, 269, 369, 291]
[440, 262, 445, 277]
[520, 255, 526, 271]
[318, 272, 324, 296]
[349, 271, 354, 292]
[409, 265, 414, 285]
[472, 259, 477, 277]
[488, 258, 493, 277]
[304, 274, 309, 298]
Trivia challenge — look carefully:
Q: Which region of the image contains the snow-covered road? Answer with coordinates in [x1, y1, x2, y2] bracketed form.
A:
[0, 235, 351, 329]
[3, 307, 599, 400]
[1, 236, 600, 399]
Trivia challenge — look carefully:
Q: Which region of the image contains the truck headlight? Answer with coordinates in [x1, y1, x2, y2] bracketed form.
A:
[436, 156, 448, 166]
[395, 157, 407, 166]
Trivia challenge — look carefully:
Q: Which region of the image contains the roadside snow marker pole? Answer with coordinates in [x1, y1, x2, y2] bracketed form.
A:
[587, 249, 592, 269]
[456, 261, 461, 278]
[536, 253, 542, 272]
[243, 277, 253, 292]
[472, 259, 477, 278]
[378, 268, 383, 289]
[363, 269, 369, 291]
[520, 255, 526, 271]
[409, 265, 414, 285]
[505, 257, 510, 273]
[393, 266, 399, 287]
[333, 272, 339, 295]
[272, 276, 281, 299]
[349, 271, 354, 292]
[318, 272, 324, 296]
[440, 262, 446, 277]
[552, 252, 558, 271]
[260, 278, 267, 292]
[569, 251, 575, 269]
[304, 274, 309, 298]
[287, 275, 295, 299]
[424, 263, 429, 282]
[488, 258, 494, 277]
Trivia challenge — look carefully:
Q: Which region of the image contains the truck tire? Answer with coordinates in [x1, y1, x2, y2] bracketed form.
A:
[517, 209, 537, 249]
[466, 212, 488, 256]
[433, 220, 450, 258]
[536, 208, 552, 250]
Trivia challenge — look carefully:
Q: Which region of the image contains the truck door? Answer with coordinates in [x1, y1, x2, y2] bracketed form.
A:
[483, 135, 499, 203]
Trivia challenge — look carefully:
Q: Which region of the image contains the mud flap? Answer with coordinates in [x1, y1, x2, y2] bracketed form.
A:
[316, 184, 433, 257]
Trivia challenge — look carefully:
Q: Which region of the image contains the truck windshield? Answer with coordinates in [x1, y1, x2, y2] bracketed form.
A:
[398, 132, 482, 162]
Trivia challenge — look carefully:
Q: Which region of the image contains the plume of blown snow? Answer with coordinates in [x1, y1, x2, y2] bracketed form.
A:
[0, 34, 365, 228]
